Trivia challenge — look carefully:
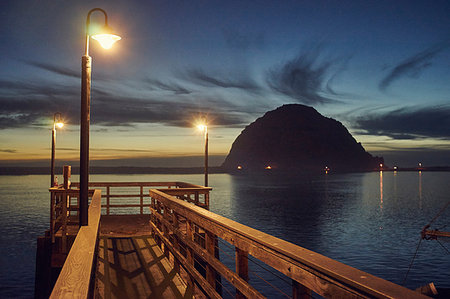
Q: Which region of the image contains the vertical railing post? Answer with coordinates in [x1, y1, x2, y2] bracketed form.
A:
[61, 190, 68, 253]
[292, 279, 312, 299]
[140, 185, 144, 215]
[106, 186, 110, 215]
[172, 212, 180, 273]
[186, 220, 195, 290]
[236, 247, 249, 299]
[206, 231, 217, 290]
[50, 190, 55, 243]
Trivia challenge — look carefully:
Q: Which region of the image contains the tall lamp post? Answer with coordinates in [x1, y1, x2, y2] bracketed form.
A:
[197, 123, 208, 187]
[51, 112, 64, 187]
[80, 8, 121, 226]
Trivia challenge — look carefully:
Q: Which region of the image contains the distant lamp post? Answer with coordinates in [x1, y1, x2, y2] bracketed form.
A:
[379, 163, 383, 171]
[80, 8, 121, 226]
[51, 112, 64, 187]
[197, 123, 208, 186]
[324, 166, 330, 174]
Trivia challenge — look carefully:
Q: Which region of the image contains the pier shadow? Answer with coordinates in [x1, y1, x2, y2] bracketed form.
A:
[95, 235, 192, 298]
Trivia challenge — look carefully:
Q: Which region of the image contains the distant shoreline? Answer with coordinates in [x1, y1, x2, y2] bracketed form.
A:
[1, 166, 450, 175]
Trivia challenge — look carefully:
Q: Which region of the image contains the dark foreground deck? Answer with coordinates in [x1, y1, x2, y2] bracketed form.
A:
[95, 215, 191, 298]
[95, 235, 191, 299]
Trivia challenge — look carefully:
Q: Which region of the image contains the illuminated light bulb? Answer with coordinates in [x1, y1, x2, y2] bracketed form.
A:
[92, 33, 121, 49]
[237, 165, 242, 170]
[197, 124, 207, 131]
[56, 122, 64, 128]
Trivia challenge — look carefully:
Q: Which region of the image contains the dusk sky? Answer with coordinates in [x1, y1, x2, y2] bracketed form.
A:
[1, 0, 449, 167]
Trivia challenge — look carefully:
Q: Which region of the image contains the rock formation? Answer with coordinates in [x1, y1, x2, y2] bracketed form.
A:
[222, 104, 383, 173]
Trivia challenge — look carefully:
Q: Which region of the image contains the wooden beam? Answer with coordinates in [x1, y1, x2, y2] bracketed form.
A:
[50, 190, 102, 299]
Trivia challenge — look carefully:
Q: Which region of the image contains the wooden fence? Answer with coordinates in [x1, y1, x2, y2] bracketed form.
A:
[149, 189, 428, 299]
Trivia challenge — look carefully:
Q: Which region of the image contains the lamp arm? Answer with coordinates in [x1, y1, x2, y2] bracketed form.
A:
[85, 8, 109, 56]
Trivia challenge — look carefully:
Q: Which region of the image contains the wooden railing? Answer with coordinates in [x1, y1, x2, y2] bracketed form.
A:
[70, 181, 211, 214]
[149, 189, 428, 299]
[50, 189, 102, 298]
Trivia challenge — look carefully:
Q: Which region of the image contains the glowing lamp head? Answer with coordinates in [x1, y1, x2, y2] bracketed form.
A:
[237, 165, 242, 170]
[265, 165, 272, 170]
[92, 33, 121, 49]
[197, 124, 207, 132]
[56, 122, 64, 129]
[379, 163, 383, 168]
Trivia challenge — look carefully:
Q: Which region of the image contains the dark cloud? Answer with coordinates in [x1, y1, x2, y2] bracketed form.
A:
[353, 105, 450, 140]
[24, 60, 79, 79]
[145, 78, 191, 94]
[183, 69, 260, 92]
[0, 149, 17, 153]
[222, 28, 265, 50]
[0, 73, 250, 130]
[266, 49, 338, 104]
[379, 42, 449, 91]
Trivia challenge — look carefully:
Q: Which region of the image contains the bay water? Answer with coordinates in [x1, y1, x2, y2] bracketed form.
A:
[1, 172, 449, 297]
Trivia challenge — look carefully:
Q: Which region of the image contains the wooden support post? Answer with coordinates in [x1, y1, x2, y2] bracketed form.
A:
[172, 212, 180, 273]
[140, 185, 144, 214]
[206, 231, 217, 290]
[50, 191, 55, 243]
[186, 220, 195, 289]
[292, 279, 312, 299]
[205, 192, 210, 210]
[106, 186, 110, 215]
[63, 166, 71, 189]
[236, 247, 249, 299]
[61, 190, 68, 253]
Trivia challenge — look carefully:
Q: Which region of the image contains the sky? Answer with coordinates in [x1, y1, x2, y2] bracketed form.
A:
[1, 0, 450, 168]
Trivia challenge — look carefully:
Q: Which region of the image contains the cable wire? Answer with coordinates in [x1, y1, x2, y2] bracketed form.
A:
[403, 238, 422, 285]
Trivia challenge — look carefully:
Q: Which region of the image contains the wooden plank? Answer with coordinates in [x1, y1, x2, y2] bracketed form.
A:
[50, 190, 102, 299]
[149, 189, 428, 299]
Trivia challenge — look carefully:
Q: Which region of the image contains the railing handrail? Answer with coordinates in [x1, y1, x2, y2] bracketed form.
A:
[70, 181, 205, 188]
[149, 189, 427, 299]
[50, 189, 102, 299]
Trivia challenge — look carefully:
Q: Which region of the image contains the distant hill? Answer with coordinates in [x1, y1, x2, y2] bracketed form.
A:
[222, 104, 383, 173]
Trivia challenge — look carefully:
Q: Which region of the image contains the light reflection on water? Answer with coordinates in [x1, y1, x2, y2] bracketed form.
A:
[0, 172, 449, 298]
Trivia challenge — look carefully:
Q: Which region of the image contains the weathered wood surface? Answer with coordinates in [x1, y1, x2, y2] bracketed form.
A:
[95, 235, 191, 299]
[50, 189, 102, 298]
[100, 214, 152, 237]
[149, 189, 428, 299]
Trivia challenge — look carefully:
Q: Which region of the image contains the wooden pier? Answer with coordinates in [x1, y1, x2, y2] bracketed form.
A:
[36, 170, 430, 298]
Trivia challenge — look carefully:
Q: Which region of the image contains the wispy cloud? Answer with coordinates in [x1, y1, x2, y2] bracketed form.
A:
[183, 69, 261, 92]
[266, 48, 339, 105]
[353, 105, 450, 140]
[24, 60, 79, 79]
[379, 42, 449, 91]
[145, 78, 191, 94]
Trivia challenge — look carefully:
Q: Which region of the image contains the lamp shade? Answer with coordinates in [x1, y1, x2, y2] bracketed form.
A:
[92, 33, 121, 49]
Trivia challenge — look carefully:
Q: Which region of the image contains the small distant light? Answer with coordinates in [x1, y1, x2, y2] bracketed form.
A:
[418, 162, 422, 167]
[56, 122, 64, 128]
[379, 163, 383, 168]
[393, 166, 398, 170]
[265, 165, 272, 170]
[237, 165, 242, 170]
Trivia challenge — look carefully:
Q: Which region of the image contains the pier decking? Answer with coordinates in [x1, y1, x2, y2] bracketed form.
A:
[37, 174, 429, 299]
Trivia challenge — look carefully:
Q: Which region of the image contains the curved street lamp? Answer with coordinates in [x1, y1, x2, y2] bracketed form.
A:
[51, 112, 64, 187]
[197, 123, 208, 187]
[80, 8, 121, 226]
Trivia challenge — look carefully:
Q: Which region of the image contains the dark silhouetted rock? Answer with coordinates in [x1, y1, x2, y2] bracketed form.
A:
[222, 104, 383, 173]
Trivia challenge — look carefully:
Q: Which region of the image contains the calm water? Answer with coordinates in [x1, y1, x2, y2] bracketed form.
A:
[0, 172, 449, 297]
